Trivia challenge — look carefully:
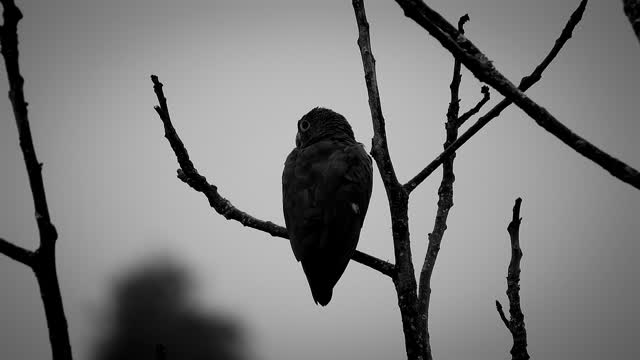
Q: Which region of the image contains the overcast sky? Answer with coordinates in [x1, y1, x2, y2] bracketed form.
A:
[1, 1, 639, 359]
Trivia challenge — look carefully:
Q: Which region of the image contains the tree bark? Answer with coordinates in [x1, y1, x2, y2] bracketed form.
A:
[496, 198, 529, 360]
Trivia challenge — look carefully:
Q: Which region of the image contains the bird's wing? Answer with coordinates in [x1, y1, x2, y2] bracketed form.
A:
[282, 139, 373, 299]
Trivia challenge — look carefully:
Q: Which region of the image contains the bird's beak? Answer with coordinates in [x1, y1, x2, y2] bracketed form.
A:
[295, 132, 301, 148]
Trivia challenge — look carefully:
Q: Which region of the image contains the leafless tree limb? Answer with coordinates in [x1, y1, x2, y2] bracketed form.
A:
[457, 85, 489, 127]
[395, 0, 640, 190]
[150, 75, 395, 278]
[624, 0, 640, 42]
[495, 300, 510, 329]
[0, 237, 33, 266]
[351, 0, 426, 358]
[496, 198, 529, 360]
[351, 1, 402, 192]
[1, 0, 57, 245]
[416, 14, 470, 358]
[403, 0, 589, 194]
[1, 0, 73, 359]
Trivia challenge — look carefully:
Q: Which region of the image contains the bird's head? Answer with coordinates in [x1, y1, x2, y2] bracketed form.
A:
[295, 107, 355, 148]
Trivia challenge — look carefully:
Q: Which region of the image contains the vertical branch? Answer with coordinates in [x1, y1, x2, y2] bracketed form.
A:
[496, 198, 529, 360]
[0, 1, 73, 359]
[351, 1, 424, 359]
[1, 0, 56, 245]
[416, 15, 469, 359]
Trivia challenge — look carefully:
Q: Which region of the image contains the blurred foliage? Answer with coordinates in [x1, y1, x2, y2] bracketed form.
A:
[92, 259, 247, 360]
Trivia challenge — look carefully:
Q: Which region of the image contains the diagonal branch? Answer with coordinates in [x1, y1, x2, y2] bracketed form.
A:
[496, 197, 529, 360]
[351, 0, 414, 279]
[0, 237, 34, 266]
[495, 300, 510, 329]
[395, 0, 640, 190]
[403, 0, 589, 194]
[150, 75, 395, 278]
[351, 0, 402, 192]
[457, 85, 490, 127]
[623, 0, 640, 43]
[417, 14, 468, 356]
[0, 0, 57, 246]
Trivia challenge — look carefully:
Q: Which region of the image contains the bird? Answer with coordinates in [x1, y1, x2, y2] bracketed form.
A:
[282, 107, 373, 306]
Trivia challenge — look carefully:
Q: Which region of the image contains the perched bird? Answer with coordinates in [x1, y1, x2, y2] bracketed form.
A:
[282, 107, 373, 306]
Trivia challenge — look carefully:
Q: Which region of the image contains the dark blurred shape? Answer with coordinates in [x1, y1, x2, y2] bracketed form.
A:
[92, 259, 246, 360]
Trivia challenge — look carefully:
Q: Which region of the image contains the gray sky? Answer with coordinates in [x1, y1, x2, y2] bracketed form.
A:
[1, 0, 639, 359]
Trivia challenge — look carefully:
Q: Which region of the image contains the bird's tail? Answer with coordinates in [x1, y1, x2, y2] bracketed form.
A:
[301, 260, 334, 306]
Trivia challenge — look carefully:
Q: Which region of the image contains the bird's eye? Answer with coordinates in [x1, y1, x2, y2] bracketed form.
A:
[299, 120, 311, 132]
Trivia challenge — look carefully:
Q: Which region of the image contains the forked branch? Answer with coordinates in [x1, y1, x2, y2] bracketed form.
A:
[457, 85, 489, 127]
[0, 237, 33, 266]
[417, 14, 481, 357]
[496, 198, 529, 360]
[396, 0, 639, 190]
[352, 1, 424, 358]
[403, 0, 589, 193]
[150, 75, 395, 278]
[1, 1, 72, 359]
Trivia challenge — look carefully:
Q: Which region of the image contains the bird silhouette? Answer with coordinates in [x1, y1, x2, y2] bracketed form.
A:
[282, 107, 373, 305]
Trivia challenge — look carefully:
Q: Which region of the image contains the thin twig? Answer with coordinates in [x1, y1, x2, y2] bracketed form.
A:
[496, 198, 529, 360]
[0, 237, 33, 266]
[403, 0, 589, 194]
[457, 85, 490, 127]
[150, 75, 395, 278]
[396, 0, 639, 190]
[495, 300, 510, 328]
[416, 14, 469, 358]
[623, 0, 640, 43]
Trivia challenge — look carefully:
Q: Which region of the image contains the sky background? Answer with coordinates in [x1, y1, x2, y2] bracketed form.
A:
[1, 0, 639, 359]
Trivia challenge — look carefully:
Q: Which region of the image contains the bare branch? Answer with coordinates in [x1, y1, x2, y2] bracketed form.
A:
[496, 197, 530, 360]
[0, 0, 58, 246]
[150, 75, 395, 278]
[0, 237, 34, 266]
[351, 0, 414, 274]
[1, 1, 72, 359]
[351, 0, 402, 192]
[457, 85, 490, 127]
[352, 250, 396, 278]
[351, 1, 425, 358]
[417, 14, 468, 353]
[403, 0, 589, 194]
[495, 300, 510, 329]
[396, 0, 639, 190]
[623, 0, 640, 43]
